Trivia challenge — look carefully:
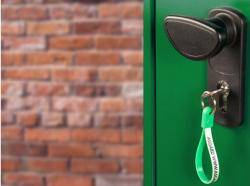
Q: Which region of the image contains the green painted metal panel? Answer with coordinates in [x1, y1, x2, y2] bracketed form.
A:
[144, 0, 250, 186]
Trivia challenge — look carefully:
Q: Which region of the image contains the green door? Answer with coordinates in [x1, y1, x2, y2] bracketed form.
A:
[144, 0, 250, 186]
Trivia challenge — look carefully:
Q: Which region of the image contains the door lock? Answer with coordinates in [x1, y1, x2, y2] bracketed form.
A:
[164, 8, 246, 126]
[201, 80, 230, 114]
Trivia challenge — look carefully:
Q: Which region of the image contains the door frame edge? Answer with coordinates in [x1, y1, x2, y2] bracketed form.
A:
[144, 0, 156, 186]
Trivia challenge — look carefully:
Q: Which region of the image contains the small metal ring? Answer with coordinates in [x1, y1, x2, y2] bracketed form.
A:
[201, 91, 217, 114]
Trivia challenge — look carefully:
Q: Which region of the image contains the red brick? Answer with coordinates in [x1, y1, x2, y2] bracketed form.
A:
[98, 67, 141, 82]
[47, 175, 93, 186]
[1, 157, 21, 171]
[48, 143, 95, 157]
[75, 51, 120, 65]
[122, 160, 143, 173]
[25, 52, 72, 65]
[49, 5, 96, 19]
[99, 3, 142, 18]
[27, 82, 69, 96]
[26, 0, 44, 3]
[17, 112, 39, 127]
[25, 158, 67, 172]
[4, 97, 25, 111]
[2, 127, 23, 140]
[98, 145, 142, 158]
[71, 84, 95, 97]
[51, 68, 97, 82]
[99, 98, 125, 112]
[1, 111, 15, 125]
[73, 20, 120, 34]
[49, 5, 70, 19]
[27, 21, 69, 35]
[71, 159, 119, 173]
[2, 142, 47, 156]
[1, 81, 25, 96]
[126, 98, 143, 112]
[71, 5, 96, 18]
[49, 36, 93, 50]
[67, 113, 91, 127]
[25, 129, 70, 142]
[94, 84, 122, 96]
[52, 97, 97, 112]
[3, 69, 49, 80]
[122, 129, 143, 144]
[2, 22, 25, 36]
[96, 36, 141, 49]
[45, 0, 75, 3]
[94, 114, 121, 128]
[95, 175, 142, 186]
[71, 129, 121, 143]
[122, 114, 143, 128]
[122, 20, 143, 35]
[42, 112, 64, 127]
[2, 52, 24, 66]
[122, 51, 143, 66]
[2, 0, 23, 4]
[122, 83, 143, 98]
[3, 6, 47, 20]
[4, 98, 30, 112]
[1, 82, 8, 95]
[72, 84, 121, 97]
[3, 172, 43, 186]
[2, 98, 7, 111]
[3, 36, 45, 50]
[23, 97, 50, 111]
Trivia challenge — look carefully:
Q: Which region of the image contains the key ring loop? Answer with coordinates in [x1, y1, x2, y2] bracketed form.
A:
[195, 107, 220, 184]
[201, 91, 217, 114]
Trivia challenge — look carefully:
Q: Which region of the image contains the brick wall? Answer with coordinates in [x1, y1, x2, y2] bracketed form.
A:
[1, 0, 143, 186]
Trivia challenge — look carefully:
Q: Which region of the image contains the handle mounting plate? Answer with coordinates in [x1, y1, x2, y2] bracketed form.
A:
[208, 8, 246, 127]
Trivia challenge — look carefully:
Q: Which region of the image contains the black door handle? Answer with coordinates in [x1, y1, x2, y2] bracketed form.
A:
[164, 14, 237, 60]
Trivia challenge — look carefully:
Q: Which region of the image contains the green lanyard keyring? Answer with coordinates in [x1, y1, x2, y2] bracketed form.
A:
[195, 107, 220, 184]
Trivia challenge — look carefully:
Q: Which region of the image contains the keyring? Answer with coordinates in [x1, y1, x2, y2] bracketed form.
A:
[195, 107, 219, 184]
[201, 91, 217, 114]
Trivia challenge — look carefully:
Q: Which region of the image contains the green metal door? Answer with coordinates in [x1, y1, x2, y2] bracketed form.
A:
[144, 0, 250, 186]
